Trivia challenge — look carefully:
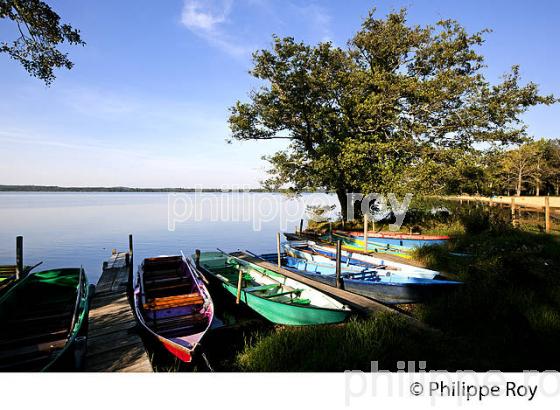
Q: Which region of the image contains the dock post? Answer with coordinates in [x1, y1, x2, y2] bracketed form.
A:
[299, 219, 304, 235]
[276, 232, 282, 268]
[335, 240, 342, 289]
[15, 236, 23, 280]
[127, 234, 134, 308]
[236, 269, 243, 304]
[194, 249, 201, 268]
[363, 214, 369, 252]
[329, 222, 333, 242]
[545, 196, 551, 233]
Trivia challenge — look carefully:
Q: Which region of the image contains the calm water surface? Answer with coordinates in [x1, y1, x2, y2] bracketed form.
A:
[0, 192, 337, 283]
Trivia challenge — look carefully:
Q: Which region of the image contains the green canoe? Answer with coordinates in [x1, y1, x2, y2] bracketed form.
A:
[196, 251, 351, 325]
[0, 268, 93, 371]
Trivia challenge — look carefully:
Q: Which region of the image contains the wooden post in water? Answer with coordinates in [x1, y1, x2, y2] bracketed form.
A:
[363, 214, 369, 252]
[335, 240, 342, 289]
[545, 196, 551, 233]
[276, 232, 282, 268]
[329, 222, 333, 242]
[299, 219, 304, 235]
[127, 234, 134, 308]
[128, 234, 134, 272]
[15, 236, 23, 280]
[236, 269, 243, 304]
[194, 249, 201, 268]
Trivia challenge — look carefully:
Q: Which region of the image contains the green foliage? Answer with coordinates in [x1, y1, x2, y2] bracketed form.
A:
[236, 313, 465, 371]
[458, 206, 510, 235]
[416, 228, 560, 370]
[0, 0, 84, 84]
[229, 8, 556, 217]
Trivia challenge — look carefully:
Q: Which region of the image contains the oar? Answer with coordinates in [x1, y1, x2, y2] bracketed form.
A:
[243, 249, 264, 259]
[181, 251, 209, 285]
[23, 261, 43, 276]
[217, 249, 245, 304]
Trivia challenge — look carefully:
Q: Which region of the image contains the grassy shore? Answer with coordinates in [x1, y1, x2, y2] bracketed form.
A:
[235, 202, 560, 371]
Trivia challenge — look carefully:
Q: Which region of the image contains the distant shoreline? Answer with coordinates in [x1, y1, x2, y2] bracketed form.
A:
[0, 185, 320, 193]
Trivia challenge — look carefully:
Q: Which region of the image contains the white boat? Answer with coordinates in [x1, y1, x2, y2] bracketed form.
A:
[284, 240, 439, 280]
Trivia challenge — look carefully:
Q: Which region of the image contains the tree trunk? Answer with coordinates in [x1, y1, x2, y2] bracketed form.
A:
[336, 188, 348, 222]
[516, 170, 522, 196]
[536, 178, 540, 196]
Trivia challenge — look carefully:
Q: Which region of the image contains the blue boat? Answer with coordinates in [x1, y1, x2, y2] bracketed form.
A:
[283, 241, 439, 279]
[274, 255, 461, 304]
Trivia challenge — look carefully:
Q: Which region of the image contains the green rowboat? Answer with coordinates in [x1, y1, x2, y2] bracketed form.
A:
[196, 251, 351, 325]
[0, 268, 93, 371]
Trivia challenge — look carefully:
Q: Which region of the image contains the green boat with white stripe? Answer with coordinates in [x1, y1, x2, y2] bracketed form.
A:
[196, 251, 351, 325]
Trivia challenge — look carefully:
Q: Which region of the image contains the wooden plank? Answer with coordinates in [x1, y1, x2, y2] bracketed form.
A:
[85, 252, 152, 372]
[87, 330, 145, 357]
[86, 343, 151, 372]
[231, 253, 439, 333]
[232, 252, 390, 313]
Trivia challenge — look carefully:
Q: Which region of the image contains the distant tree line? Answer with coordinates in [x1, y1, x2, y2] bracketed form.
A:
[416, 138, 560, 197]
[0, 185, 295, 193]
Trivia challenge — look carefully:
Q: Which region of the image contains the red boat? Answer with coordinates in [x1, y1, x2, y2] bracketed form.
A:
[337, 231, 449, 241]
[333, 230, 449, 249]
[134, 255, 213, 363]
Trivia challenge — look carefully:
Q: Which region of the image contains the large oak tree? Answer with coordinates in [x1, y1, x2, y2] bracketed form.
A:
[229, 9, 556, 219]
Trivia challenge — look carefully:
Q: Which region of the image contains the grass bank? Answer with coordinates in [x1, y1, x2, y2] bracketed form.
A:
[237, 313, 472, 372]
[237, 203, 560, 371]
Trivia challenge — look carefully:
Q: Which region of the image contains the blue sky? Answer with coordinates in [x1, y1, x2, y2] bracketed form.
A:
[1, 0, 559, 188]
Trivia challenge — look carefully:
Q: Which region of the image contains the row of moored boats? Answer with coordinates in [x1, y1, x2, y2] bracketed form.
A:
[0, 231, 460, 370]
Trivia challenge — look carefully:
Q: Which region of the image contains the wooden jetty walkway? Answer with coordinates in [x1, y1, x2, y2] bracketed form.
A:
[85, 252, 152, 372]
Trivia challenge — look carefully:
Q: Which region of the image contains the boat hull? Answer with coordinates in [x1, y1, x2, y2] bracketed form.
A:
[134, 255, 214, 363]
[327, 233, 413, 258]
[0, 268, 91, 371]
[197, 251, 351, 326]
[337, 231, 449, 249]
[220, 280, 349, 325]
[292, 270, 459, 304]
[284, 242, 439, 279]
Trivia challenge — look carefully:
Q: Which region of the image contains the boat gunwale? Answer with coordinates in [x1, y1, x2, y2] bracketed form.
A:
[197, 252, 351, 315]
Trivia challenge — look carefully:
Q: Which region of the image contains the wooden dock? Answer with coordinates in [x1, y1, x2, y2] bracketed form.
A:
[231, 252, 436, 333]
[85, 252, 152, 372]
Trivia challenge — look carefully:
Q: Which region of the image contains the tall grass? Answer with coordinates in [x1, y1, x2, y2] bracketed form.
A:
[414, 207, 560, 370]
[236, 313, 459, 372]
[238, 202, 560, 372]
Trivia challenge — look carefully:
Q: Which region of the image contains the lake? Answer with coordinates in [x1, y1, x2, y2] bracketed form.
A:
[0, 192, 338, 283]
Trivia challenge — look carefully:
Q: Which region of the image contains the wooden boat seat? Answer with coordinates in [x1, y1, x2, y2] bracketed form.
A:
[343, 270, 380, 278]
[262, 289, 304, 299]
[291, 298, 311, 305]
[152, 312, 207, 329]
[144, 293, 204, 310]
[245, 284, 280, 293]
[144, 276, 190, 285]
[0, 328, 69, 351]
[143, 268, 182, 277]
[0, 338, 67, 362]
[144, 282, 191, 293]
